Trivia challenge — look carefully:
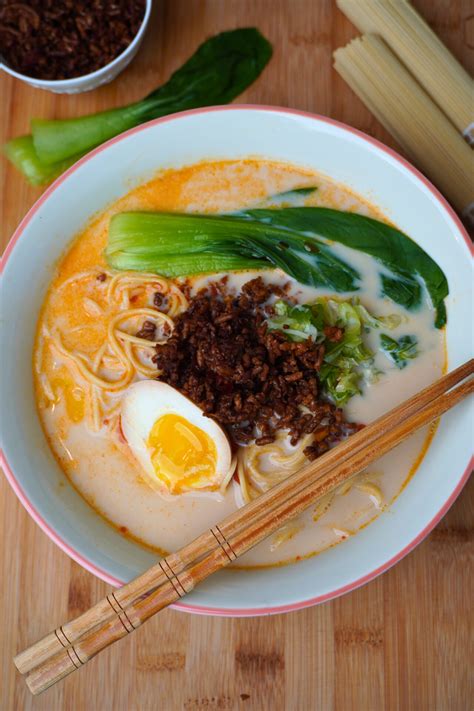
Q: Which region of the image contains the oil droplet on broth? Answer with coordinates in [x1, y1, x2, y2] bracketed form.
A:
[51, 368, 86, 424]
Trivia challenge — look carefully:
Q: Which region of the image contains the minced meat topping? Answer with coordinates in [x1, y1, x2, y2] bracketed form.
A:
[153, 277, 360, 460]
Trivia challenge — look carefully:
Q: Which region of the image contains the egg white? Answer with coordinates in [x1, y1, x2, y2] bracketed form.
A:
[120, 380, 233, 498]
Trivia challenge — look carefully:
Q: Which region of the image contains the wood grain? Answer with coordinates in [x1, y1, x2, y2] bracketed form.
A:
[1, 1, 473, 709]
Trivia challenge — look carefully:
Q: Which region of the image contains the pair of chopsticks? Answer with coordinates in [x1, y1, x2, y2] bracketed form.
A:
[15, 359, 473, 694]
[334, 0, 474, 224]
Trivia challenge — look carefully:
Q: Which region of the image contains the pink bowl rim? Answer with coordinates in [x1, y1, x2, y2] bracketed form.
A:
[1, 104, 472, 617]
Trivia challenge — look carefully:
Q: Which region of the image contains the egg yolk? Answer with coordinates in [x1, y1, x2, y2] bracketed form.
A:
[147, 414, 218, 494]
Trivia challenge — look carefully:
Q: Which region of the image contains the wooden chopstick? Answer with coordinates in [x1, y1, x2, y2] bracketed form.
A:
[14, 359, 472, 678]
[17, 361, 473, 694]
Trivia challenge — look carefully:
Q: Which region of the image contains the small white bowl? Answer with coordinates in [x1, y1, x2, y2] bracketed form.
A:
[0, 0, 152, 94]
[1, 107, 472, 616]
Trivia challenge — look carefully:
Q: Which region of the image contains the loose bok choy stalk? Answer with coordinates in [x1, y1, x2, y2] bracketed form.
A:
[4, 29, 272, 182]
[3, 136, 80, 186]
[105, 207, 448, 327]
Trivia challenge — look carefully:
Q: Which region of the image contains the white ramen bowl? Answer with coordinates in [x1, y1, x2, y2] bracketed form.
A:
[1, 107, 472, 616]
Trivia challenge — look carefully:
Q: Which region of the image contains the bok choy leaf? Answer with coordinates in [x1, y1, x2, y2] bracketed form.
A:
[380, 334, 419, 369]
[235, 208, 448, 327]
[106, 207, 448, 328]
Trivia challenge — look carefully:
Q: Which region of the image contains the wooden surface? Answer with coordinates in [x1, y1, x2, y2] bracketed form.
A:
[1, 1, 473, 709]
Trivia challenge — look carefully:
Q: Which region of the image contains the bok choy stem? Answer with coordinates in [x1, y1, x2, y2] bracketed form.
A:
[31, 104, 146, 166]
[3, 136, 80, 186]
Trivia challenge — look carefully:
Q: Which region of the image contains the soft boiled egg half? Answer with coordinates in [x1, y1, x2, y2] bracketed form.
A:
[121, 381, 233, 497]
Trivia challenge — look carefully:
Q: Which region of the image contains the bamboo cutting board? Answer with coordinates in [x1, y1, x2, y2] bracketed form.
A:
[1, 2, 473, 709]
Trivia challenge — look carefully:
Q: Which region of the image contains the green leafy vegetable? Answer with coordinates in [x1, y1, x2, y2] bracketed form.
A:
[351, 299, 402, 330]
[280, 187, 317, 196]
[380, 273, 421, 311]
[235, 208, 448, 328]
[106, 211, 360, 292]
[316, 299, 376, 405]
[4, 29, 272, 181]
[267, 298, 398, 405]
[260, 186, 318, 206]
[266, 301, 321, 342]
[106, 207, 448, 328]
[380, 334, 418, 369]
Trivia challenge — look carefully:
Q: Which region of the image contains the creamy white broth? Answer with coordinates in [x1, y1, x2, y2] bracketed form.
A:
[35, 159, 445, 567]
